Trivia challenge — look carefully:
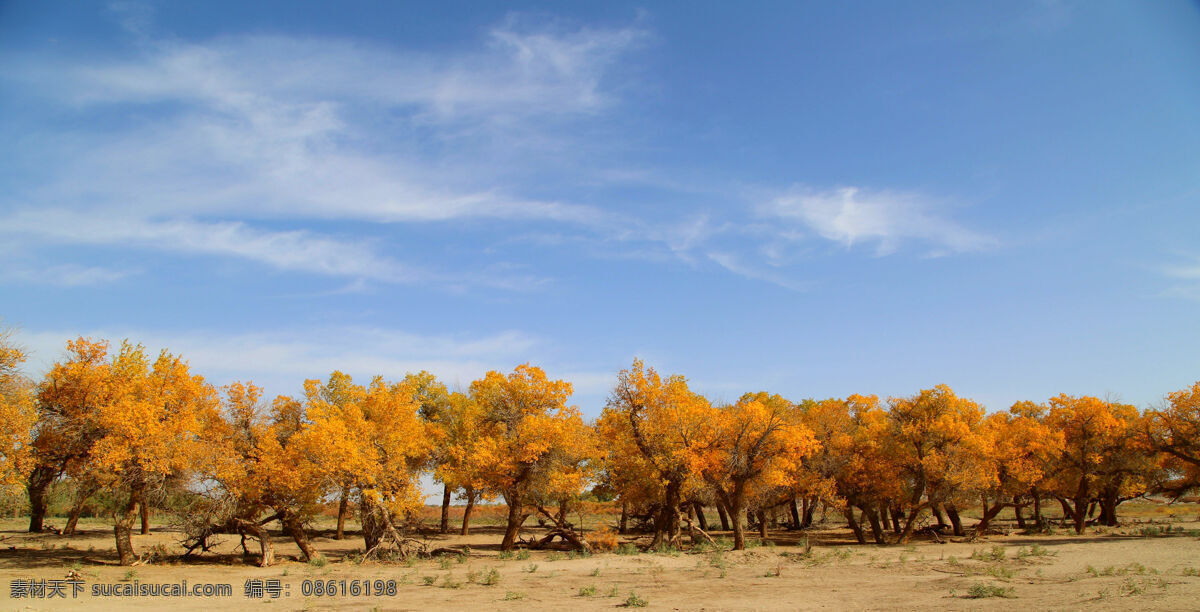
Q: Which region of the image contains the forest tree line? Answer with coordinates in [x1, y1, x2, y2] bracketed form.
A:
[0, 330, 1198, 566]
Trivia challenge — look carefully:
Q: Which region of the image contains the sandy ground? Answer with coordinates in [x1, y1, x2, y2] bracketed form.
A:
[1, 505, 1199, 611]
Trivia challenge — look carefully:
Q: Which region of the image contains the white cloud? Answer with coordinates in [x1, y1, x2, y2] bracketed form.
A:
[1163, 256, 1200, 280]
[707, 251, 806, 291]
[0, 17, 645, 287]
[9, 23, 638, 225]
[0, 209, 421, 283]
[1, 263, 133, 287]
[762, 186, 996, 255]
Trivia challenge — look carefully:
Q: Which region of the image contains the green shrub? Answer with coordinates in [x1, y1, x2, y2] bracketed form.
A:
[482, 568, 501, 586]
[965, 584, 1015, 599]
[624, 591, 648, 607]
[969, 545, 1006, 562]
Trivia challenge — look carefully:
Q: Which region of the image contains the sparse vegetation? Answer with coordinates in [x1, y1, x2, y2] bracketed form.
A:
[624, 591, 648, 607]
[970, 545, 1006, 562]
[964, 583, 1015, 599]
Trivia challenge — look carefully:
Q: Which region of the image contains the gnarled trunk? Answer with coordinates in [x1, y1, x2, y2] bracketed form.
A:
[139, 500, 150, 535]
[693, 501, 709, 531]
[757, 509, 768, 538]
[360, 496, 382, 552]
[844, 507, 865, 543]
[461, 488, 476, 536]
[500, 490, 526, 551]
[944, 504, 963, 536]
[649, 479, 682, 548]
[861, 506, 885, 544]
[335, 487, 349, 540]
[26, 465, 59, 533]
[974, 498, 1006, 534]
[802, 497, 818, 528]
[932, 505, 947, 529]
[236, 519, 275, 567]
[789, 497, 801, 530]
[281, 512, 316, 561]
[716, 500, 730, 531]
[439, 484, 452, 534]
[114, 488, 143, 566]
[727, 482, 748, 550]
[1098, 487, 1121, 527]
[898, 503, 927, 543]
[64, 484, 99, 536]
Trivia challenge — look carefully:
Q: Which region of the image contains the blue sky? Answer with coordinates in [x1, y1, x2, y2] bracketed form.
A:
[2, 0, 1198, 416]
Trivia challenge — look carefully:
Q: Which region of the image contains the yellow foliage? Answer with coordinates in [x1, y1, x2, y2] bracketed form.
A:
[0, 328, 35, 485]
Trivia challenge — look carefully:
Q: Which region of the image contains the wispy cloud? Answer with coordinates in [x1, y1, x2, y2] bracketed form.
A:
[761, 186, 997, 256]
[0, 263, 134, 287]
[0, 209, 422, 283]
[1163, 256, 1200, 280]
[1, 15, 646, 287]
[706, 252, 807, 291]
[6, 18, 644, 224]
[1159, 255, 1200, 301]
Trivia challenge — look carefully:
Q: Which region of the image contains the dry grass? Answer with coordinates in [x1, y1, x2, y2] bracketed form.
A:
[2, 501, 1199, 609]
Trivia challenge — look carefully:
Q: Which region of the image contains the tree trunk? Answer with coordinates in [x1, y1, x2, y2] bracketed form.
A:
[650, 480, 682, 548]
[236, 519, 275, 567]
[889, 506, 902, 534]
[692, 501, 708, 531]
[1032, 493, 1043, 527]
[974, 499, 1005, 534]
[461, 488, 476, 536]
[861, 506, 885, 544]
[281, 512, 317, 561]
[139, 500, 150, 535]
[789, 497, 801, 530]
[1073, 495, 1088, 534]
[944, 504, 963, 536]
[716, 500, 730, 531]
[439, 484, 452, 534]
[114, 489, 142, 566]
[932, 505, 947, 528]
[64, 508, 82, 535]
[802, 497, 817, 528]
[26, 465, 59, 533]
[730, 485, 747, 550]
[1013, 496, 1026, 529]
[500, 491, 526, 551]
[1057, 493, 1088, 535]
[335, 487, 349, 540]
[64, 485, 98, 536]
[618, 500, 629, 534]
[897, 503, 926, 543]
[844, 507, 865, 544]
[757, 509, 768, 538]
[359, 496, 382, 552]
[1099, 488, 1120, 526]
